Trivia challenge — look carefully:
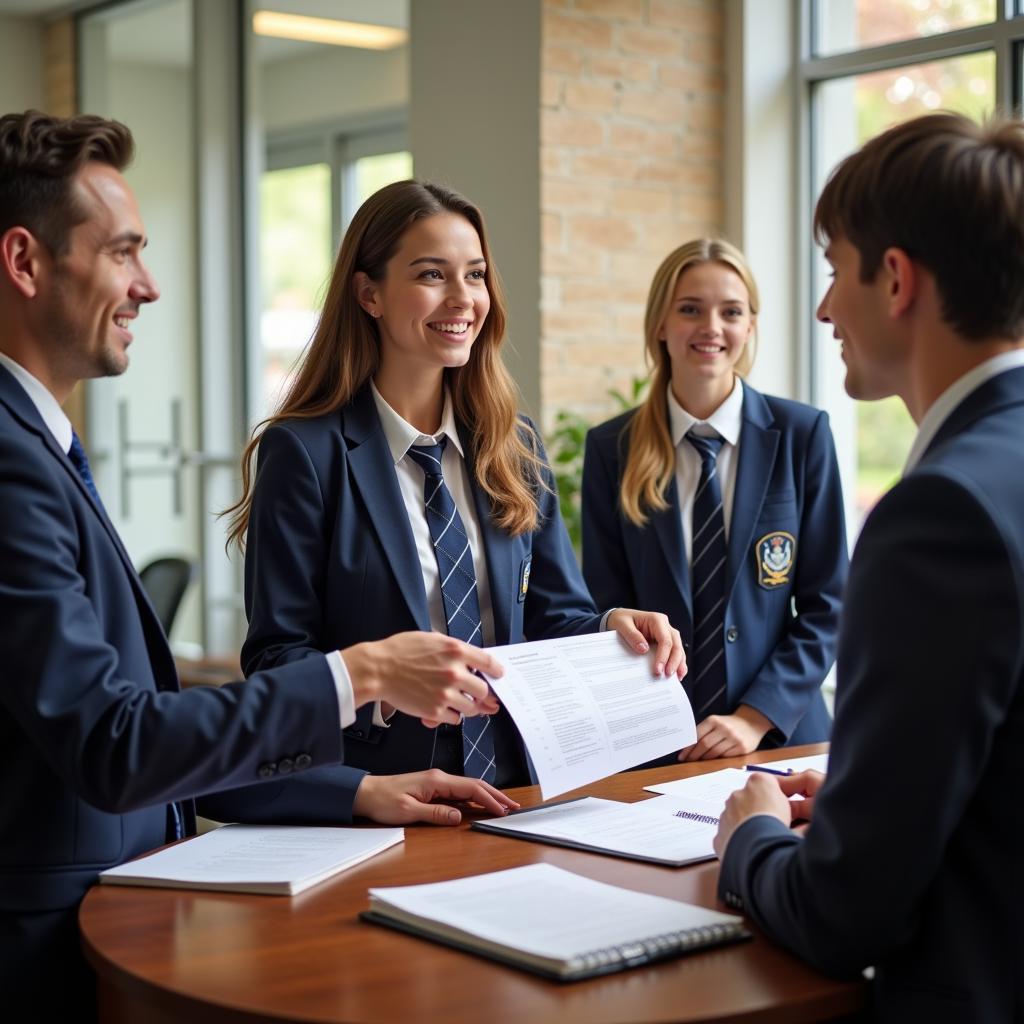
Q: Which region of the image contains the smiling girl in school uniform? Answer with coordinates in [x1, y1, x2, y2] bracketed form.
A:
[226, 180, 683, 790]
[582, 238, 847, 762]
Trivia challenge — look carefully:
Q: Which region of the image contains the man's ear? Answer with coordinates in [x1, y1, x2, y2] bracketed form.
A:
[0, 227, 47, 299]
[881, 247, 917, 319]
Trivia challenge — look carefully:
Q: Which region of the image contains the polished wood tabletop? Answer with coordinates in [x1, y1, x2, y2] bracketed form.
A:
[80, 743, 864, 1024]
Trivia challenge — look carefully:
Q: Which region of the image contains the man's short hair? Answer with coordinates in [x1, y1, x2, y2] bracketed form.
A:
[814, 112, 1024, 340]
[0, 110, 134, 257]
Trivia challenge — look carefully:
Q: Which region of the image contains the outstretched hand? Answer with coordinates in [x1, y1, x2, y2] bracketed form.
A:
[606, 608, 686, 678]
[352, 769, 520, 826]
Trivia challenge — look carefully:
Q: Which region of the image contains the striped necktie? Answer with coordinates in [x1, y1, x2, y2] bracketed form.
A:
[406, 439, 496, 783]
[686, 430, 729, 719]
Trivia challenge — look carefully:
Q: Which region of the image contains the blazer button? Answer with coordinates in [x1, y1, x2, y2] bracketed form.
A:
[277, 757, 294, 775]
[295, 753, 312, 770]
[258, 762, 277, 779]
[726, 626, 739, 643]
[351, 728, 365, 739]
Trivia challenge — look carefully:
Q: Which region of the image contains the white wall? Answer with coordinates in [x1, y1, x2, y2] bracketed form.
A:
[0, 15, 44, 113]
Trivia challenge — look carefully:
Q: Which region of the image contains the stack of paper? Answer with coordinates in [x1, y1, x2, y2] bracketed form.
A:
[100, 824, 404, 895]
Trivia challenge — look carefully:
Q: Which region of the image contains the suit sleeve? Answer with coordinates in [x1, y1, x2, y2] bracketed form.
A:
[197, 763, 366, 825]
[242, 423, 334, 674]
[718, 470, 1022, 975]
[580, 426, 639, 610]
[737, 411, 847, 738]
[0, 439, 344, 815]
[521, 422, 603, 640]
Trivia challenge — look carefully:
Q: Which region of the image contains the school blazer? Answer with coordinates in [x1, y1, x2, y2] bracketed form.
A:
[242, 385, 603, 776]
[581, 386, 847, 744]
[718, 366, 1024, 1022]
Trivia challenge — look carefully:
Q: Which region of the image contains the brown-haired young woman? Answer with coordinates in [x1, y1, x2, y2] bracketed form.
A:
[226, 179, 683, 789]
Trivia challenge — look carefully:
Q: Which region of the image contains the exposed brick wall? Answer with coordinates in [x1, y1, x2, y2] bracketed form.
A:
[540, 0, 724, 425]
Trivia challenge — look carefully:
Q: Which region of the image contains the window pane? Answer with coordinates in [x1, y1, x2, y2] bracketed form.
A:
[259, 163, 332, 418]
[815, 0, 995, 56]
[353, 150, 414, 207]
[811, 52, 995, 528]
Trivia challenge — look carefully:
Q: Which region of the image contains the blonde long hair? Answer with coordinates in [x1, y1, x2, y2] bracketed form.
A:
[224, 180, 545, 550]
[619, 238, 760, 526]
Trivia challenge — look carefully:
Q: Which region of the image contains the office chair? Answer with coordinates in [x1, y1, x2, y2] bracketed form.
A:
[138, 556, 196, 637]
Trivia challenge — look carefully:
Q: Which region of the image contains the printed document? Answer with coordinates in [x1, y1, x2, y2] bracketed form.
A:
[484, 631, 696, 799]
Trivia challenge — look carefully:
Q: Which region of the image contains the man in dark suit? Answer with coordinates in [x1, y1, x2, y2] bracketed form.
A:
[714, 113, 1024, 1020]
[0, 110, 514, 1015]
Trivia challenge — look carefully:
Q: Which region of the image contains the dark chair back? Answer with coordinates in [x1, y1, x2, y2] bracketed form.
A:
[138, 556, 196, 637]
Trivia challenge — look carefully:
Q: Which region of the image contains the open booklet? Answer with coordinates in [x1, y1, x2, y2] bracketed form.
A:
[99, 824, 404, 896]
[472, 794, 724, 867]
[362, 863, 748, 981]
[483, 631, 697, 799]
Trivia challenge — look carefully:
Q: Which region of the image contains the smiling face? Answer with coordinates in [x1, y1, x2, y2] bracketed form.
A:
[817, 236, 905, 401]
[660, 260, 754, 409]
[38, 161, 159, 385]
[359, 211, 490, 384]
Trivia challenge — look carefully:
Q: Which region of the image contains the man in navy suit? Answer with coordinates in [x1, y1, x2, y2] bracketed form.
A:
[0, 110, 515, 1015]
[714, 113, 1024, 1020]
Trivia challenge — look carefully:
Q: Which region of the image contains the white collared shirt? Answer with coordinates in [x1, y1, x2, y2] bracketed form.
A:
[0, 350, 355, 729]
[370, 381, 497, 648]
[904, 348, 1024, 474]
[667, 377, 745, 562]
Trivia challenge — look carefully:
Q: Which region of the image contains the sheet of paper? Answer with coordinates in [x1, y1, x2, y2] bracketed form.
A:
[368, 863, 737, 963]
[751, 752, 828, 775]
[100, 825, 404, 894]
[479, 795, 718, 863]
[485, 631, 696, 798]
[645, 757, 828, 801]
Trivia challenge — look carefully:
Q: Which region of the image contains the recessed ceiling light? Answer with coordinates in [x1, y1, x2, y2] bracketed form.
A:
[252, 11, 407, 50]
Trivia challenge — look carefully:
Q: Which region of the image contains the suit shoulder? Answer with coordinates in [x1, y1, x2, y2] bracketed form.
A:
[587, 408, 637, 447]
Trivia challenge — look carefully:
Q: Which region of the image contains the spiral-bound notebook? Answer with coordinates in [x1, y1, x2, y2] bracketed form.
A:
[361, 863, 749, 981]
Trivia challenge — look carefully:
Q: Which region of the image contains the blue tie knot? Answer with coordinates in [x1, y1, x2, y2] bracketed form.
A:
[686, 430, 724, 468]
[406, 437, 448, 477]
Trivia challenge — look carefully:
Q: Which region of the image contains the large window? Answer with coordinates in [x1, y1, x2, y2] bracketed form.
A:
[802, 1, 1017, 528]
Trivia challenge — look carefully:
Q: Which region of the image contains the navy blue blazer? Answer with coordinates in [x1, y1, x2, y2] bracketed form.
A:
[719, 366, 1024, 1022]
[242, 385, 603, 779]
[582, 385, 846, 745]
[0, 366, 360, 1012]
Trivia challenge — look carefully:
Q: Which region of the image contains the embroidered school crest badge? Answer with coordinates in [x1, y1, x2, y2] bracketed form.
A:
[756, 531, 795, 589]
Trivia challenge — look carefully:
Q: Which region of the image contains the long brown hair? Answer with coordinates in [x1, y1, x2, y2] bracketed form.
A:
[619, 238, 760, 526]
[224, 179, 545, 550]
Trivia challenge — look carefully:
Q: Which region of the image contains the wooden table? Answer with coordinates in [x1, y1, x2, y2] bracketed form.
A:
[80, 744, 864, 1023]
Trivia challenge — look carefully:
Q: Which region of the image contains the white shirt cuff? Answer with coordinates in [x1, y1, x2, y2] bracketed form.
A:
[326, 651, 356, 729]
[599, 607, 619, 631]
[371, 701, 396, 728]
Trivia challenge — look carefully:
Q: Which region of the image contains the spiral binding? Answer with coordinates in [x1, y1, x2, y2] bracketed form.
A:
[565, 921, 743, 973]
[673, 809, 720, 826]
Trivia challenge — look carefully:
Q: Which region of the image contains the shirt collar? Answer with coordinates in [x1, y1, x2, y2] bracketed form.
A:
[370, 379, 465, 465]
[0, 351, 74, 453]
[667, 376, 744, 446]
[903, 348, 1024, 474]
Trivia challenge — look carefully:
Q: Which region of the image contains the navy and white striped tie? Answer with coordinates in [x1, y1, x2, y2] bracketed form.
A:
[686, 430, 729, 719]
[407, 439, 496, 783]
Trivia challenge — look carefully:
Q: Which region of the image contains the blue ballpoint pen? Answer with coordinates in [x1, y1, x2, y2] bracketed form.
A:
[745, 764, 794, 776]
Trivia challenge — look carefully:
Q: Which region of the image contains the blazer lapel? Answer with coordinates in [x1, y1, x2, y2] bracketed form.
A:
[726, 387, 779, 601]
[343, 388, 432, 632]
[650, 475, 692, 620]
[460, 423, 514, 647]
